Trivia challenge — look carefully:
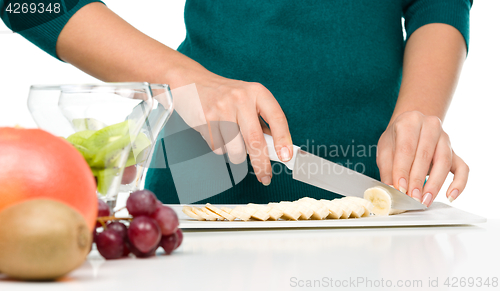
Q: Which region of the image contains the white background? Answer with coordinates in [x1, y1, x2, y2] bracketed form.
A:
[0, 1, 499, 218]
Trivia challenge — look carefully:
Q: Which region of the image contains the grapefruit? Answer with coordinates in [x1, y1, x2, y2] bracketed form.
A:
[0, 127, 97, 230]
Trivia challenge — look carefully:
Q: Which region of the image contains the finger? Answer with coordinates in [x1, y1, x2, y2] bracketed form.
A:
[391, 113, 423, 196]
[421, 133, 453, 207]
[407, 116, 442, 202]
[237, 109, 272, 185]
[207, 120, 225, 155]
[255, 85, 293, 162]
[259, 117, 272, 136]
[446, 151, 469, 202]
[376, 135, 394, 186]
[219, 120, 246, 164]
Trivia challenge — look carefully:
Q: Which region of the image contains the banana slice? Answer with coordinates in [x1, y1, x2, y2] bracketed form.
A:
[228, 206, 252, 221]
[319, 199, 343, 219]
[201, 206, 225, 220]
[342, 197, 374, 217]
[182, 206, 204, 221]
[330, 199, 352, 219]
[297, 198, 329, 220]
[281, 201, 313, 220]
[205, 203, 235, 221]
[268, 203, 300, 220]
[241, 205, 270, 221]
[248, 203, 283, 221]
[337, 200, 365, 218]
[363, 186, 406, 216]
[191, 206, 217, 221]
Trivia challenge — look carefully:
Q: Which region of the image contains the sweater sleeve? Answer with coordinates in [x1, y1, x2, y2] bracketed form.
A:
[0, 0, 104, 60]
[403, 0, 472, 52]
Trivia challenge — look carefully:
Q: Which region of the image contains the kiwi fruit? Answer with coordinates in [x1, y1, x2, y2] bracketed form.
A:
[65, 120, 151, 194]
[0, 199, 92, 281]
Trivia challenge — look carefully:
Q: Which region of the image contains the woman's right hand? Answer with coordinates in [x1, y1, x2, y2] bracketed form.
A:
[171, 69, 293, 186]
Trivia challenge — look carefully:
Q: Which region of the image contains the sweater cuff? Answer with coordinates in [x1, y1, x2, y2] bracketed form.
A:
[403, 0, 472, 53]
[1, 0, 104, 60]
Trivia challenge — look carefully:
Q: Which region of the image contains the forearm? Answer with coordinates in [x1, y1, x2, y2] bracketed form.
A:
[56, 2, 210, 88]
[390, 23, 467, 124]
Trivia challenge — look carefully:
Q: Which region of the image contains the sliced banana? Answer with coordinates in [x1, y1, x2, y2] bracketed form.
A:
[330, 199, 352, 219]
[342, 197, 374, 217]
[228, 206, 252, 221]
[319, 199, 343, 219]
[337, 199, 365, 218]
[363, 186, 406, 216]
[191, 206, 217, 221]
[248, 203, 283, 221]
[268, 203, 300, 221]
[241, 205, 270, 221]
[281, 201, 313, 220]
[201, 206, 225, 220]
[205, 203, 235, 221]
[297, 198, 329, 220]
[182, 206, 204, 221]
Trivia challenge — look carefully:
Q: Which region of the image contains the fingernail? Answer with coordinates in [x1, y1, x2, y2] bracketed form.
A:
[411, 188, 421, 201]
[398, 178, 407, 194]
[448, 189, 459, 203]
[280, 147, 291, 162]
[261, 176, 271, 186]
[422, 192, 433, 207]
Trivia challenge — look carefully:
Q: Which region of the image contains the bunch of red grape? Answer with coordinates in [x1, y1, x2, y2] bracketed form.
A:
[93, 190, 183, 260]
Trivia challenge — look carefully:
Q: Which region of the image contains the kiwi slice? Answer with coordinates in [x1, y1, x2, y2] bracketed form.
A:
[83, 120, 132, 153]
[125, 132, 152, 166]
[95, 168, 120, 195]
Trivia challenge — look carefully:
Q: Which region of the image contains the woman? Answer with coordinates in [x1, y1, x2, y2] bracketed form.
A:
[1, 0, 471, 206]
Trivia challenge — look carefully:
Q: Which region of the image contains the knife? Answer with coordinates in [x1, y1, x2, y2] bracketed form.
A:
[262, 134, 426, 211]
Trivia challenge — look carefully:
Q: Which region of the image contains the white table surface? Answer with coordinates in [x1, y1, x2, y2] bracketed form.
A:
[1, 218, 499, 291]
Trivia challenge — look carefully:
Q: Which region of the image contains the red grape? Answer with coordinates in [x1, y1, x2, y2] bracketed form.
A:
[174, 228, 183, 249]
[95, 229, 125, 260]
[122, 242, 131, 257]
[96, 199, 111, 228]
[150, 205, 179, 235]
[160, 233, 178, 255]
[128, 216, 161, 253]
[127, 238, 159, 258]
[121, 165, 137, 185]
[126, 190, 158, 217]
[107, 221, 128, 239]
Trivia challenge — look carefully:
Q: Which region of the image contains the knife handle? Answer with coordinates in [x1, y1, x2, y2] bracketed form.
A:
[262, 133, 300, 170]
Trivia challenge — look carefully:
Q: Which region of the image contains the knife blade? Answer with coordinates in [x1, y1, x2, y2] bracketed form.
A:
[262, 134, 426, 211]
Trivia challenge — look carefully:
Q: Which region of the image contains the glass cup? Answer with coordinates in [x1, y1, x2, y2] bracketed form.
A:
[119, 84, 174, 193]
[28, 83, 155, 209]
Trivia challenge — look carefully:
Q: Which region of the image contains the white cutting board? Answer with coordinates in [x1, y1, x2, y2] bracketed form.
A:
[171, 202, 486, 229]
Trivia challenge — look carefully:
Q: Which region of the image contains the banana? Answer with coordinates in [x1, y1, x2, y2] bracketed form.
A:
[319, 199, 343, 219]
[342, 197, 374, 217]
[205, 203, 235, 221]
[201, 207, 225, 220]
[228, 206, 252, 221]
[281, 201, 313, 220]
[182, 206, 204, 221]
[241, 205, 270, 221]
[182, 194, 398, 222]
[363, 186, 406, 216]
[248, 203, 283, 221]
[297, 198, 329, 220]
[330, 199, 352, 219]
[191, 206, 217, 221]
[337, 199, 365, 218]
[268, 203, 300, 221]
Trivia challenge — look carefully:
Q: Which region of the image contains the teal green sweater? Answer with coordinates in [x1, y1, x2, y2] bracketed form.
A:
[1, 0, 472, 204]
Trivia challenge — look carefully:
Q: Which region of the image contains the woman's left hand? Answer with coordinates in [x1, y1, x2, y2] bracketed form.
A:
[376, 111, 469, 207]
